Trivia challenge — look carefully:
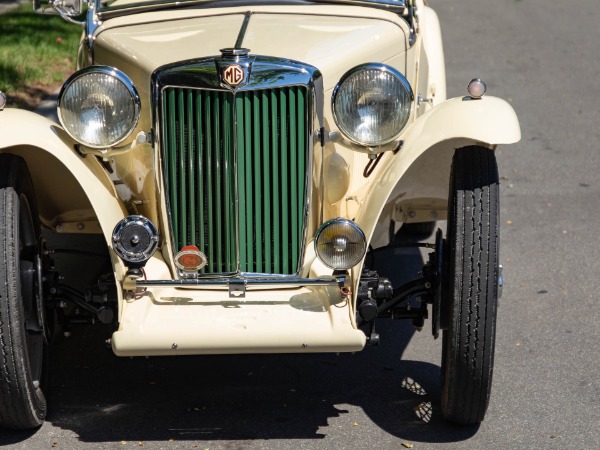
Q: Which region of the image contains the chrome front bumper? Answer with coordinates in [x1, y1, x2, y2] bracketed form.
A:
[126, 275, 344, 298]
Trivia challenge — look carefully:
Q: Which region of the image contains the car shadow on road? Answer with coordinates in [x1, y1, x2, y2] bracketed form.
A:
[2, 225, 478, 445]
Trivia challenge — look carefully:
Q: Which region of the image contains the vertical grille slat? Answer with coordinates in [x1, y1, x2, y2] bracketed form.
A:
[270, 90, 281, 274]
[236, 96, 247, 270]
[289, 88, 298, 268]
[186, 90, 195, 246]
[213, 93, 223, 271]
[162, 85, 308, 275]
[223, 94, 235, 271]
[202, 92, 213, 271]
[261, 89, 272, 273]
[243, 93, 254, 271]
[297, 88, 306, 247]
[280, 89, 289, 274]
[252, 92, 263, 272]
[195, 93, 205, 258]
[178, 90, 187, 245]
[166, 90, 179, 247]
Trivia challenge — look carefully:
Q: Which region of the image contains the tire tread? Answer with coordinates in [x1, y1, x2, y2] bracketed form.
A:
[0, 155, 46, 430]
[442, 146, 499, 425]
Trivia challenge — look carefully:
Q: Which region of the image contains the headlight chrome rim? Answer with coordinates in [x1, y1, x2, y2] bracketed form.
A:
[315, 218, 367, 270]
[112, 215, 159, 266]
[332, 63, 413, 147]
[57, 66, 141, 148]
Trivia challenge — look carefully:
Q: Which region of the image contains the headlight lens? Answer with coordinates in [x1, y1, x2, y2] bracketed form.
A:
[315, 218, 366, 270]
[58, 66, 140, 148]
[332, 64, 413, 146]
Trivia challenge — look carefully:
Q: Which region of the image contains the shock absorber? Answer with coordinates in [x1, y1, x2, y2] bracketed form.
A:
[356, 268, 393, 322]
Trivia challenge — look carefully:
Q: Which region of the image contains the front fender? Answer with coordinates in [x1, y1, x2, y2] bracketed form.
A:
[351, 95, 520, 279]
[410, 95, 521, 147]
[0, 109, 127, 246]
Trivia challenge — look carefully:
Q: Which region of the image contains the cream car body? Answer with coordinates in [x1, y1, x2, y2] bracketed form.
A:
[0, 0, 519, 429]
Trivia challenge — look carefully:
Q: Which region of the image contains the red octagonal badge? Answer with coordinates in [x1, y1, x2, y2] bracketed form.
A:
[223, 64, 245, 86]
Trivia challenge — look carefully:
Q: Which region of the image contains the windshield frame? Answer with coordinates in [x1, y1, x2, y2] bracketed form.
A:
[96, 0, 407, 20]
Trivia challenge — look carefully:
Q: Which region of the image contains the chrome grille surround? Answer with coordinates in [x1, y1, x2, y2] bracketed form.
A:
[152, 54, 323, 278]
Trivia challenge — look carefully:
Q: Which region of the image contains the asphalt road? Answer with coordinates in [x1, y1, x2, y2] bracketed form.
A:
[2, 0, 600, 448]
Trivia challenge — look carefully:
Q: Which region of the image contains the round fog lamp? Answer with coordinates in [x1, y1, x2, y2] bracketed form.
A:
[112, 215, 158, 267]
[315, 218, 366, 270]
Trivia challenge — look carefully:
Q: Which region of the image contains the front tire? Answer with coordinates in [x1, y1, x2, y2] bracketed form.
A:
[441, 146, 499, 425]
[0, 155, 47, 429]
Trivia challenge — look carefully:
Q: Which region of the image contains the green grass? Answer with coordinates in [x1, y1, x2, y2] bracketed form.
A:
[0, 4, 82, 108]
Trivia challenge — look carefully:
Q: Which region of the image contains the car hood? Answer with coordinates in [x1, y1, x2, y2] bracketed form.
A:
[92, 5, 408, 96]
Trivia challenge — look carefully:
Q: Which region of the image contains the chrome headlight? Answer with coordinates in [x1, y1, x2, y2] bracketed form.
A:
[315, 218, 366, 270]
[332, 63, 413, 146]
[58, 66, 140, 148]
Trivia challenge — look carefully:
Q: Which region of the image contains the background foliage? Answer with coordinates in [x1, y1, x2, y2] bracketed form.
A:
[0, 4, 81, 108]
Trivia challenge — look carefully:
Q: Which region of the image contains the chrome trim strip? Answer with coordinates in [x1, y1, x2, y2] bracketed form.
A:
[314, 0, 406, 13]
[135, 276, 343, 288]
[97, 0, 407, 20]
[152, 55, 322, 278]
[85, 1, 101, 49]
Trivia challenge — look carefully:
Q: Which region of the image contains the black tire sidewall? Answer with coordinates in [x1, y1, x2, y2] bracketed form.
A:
[0, 154, 47, 429]
[441, 146, 499, 425]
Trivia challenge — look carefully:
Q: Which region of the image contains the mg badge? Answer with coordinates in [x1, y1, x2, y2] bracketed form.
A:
[223, 64, 245, 86]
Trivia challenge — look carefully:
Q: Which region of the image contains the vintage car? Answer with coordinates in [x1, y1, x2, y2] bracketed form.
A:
[0, 0, 520, 430]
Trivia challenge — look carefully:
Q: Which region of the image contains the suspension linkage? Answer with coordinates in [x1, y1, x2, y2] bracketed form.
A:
[357, 278, 429, 326]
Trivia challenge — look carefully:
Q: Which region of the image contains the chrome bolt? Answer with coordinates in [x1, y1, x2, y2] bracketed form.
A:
[136, 131, 150, 144]
[328, 130, 341, 142]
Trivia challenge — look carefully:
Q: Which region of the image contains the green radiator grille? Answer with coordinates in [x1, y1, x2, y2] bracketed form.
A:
[162, 86, 308, 275]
